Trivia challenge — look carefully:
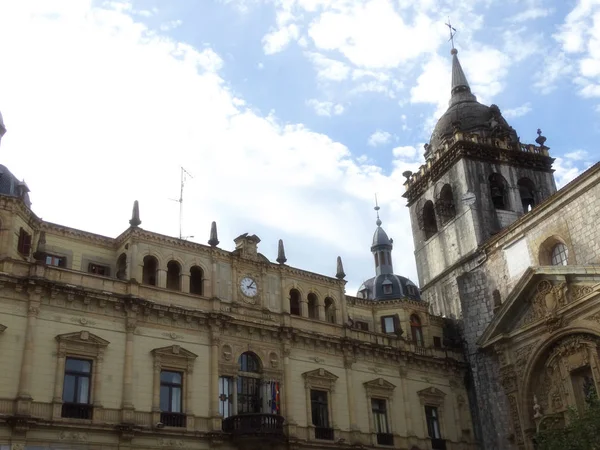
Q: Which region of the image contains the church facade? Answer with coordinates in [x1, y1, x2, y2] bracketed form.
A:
[403, 48, 600, 450]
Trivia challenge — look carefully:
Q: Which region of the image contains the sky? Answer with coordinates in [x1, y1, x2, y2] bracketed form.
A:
[0, 0, 598, 295]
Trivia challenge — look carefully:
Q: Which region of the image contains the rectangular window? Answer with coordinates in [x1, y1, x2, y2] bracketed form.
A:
[17, 228, 32, 256]
[425, 406, 442, 439]
[382, 284, 393, 295]
[372, 398, 393, 445]
[88, 262, 110, 276]
[354, 321, 369, 331]
[159, 370, 185, 427]
[433, 336, 442, 348]
[61, 357, 93, 419]
[381, 315, 399, 334]
[219, 376, 233, 418]
[237, 376, 261, 414]
[311, 390, 333, 440]
[46, 254, 66, 267]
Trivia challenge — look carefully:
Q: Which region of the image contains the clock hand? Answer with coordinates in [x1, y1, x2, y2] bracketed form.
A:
[249, 281, 255, 289]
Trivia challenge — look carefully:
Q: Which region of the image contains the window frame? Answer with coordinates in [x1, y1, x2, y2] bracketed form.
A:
[88, 262, 110, 277]
[17, 227, 32, 257]
[160, 370, 184, 413]
[302, 368, 338, 441]
[551, 243, 569, 266]
[425, 405, 442, 439]
[417, 387, 446, 443]
[380, 315, 400, 335]
[364, 378, 396, 446]
[46, 254, 67, 267]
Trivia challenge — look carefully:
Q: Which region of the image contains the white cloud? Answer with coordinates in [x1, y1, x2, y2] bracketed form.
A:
[306, 52, 351, 81]
[508, 7, 554, 23]
[564, 149, 589, 160]
[160, 19, 183, 31]
[503, 102, 532, 118]
[392, 145, 417, 160]
[263, 23, 300, 54]
[368, 130, 392, 147]
[306, 99, 345, 116]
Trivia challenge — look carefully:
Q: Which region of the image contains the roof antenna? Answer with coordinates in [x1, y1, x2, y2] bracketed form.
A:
[374, 194, 382, 226]
[445, 17, 457, 50]
[171, 167, 194, 240]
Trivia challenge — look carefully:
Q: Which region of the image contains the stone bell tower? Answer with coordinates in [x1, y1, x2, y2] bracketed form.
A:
[403, 48, 556, 316]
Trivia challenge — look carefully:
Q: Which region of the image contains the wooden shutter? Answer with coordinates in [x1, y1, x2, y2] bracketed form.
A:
[393, 314, 403, 336]
[380, 316, 386, 333]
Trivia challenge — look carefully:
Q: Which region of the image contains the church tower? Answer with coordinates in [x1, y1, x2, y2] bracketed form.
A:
[403, 47, 556, 316]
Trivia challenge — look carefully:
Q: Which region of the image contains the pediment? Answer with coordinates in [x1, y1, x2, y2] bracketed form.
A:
[363, 378, 396, 391]
[302, 368, 339, 382]
[478, 267, 600, 349]
[56, 330, 109, 347]
[152, 345, 198, 359]
[417, 386, 446, 406]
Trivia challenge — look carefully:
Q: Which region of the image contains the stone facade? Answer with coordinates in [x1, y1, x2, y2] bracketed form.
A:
[0, 191, 476, 450]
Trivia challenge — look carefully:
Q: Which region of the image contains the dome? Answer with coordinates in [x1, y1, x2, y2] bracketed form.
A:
[372, 225, 392, 248]
[0, 110, 6, 139]
[0, 165, 31, 207]
[357, 274, 421, 301]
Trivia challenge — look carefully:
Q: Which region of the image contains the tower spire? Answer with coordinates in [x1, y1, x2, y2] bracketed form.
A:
[374, 194, 382, 227]
[129, 200, 141, 227]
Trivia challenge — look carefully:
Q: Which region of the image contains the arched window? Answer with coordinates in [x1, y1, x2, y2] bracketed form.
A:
[489, 173, 509, 210]
[189, 266, 204, 295]
[374, 253, 380, 267]
[437, 184, 456, 224]
[551, 243, 568, 266]
[518, 178, 536, 212]
[142, 256, 158, 286]
[116, 253, 127, 280]
[307, 293, 318, 319]
[324, 297, 336, 324]
[237, 352, 261, 414]
[410, 315, 424, 347]
[290, 289, 301, 316]
[423, 200, 438, 239]
[167, 261, 181, 291]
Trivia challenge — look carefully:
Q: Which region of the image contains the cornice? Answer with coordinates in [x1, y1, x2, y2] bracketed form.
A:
[41, 222, 116, 247]
[346, 295, 429, 310]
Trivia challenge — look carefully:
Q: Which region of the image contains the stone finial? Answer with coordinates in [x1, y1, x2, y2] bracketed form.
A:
[533, 395, 542, 419]
[208, 221, 219, 247]
[129, 200, 141, 227]
[33, 231, 47, 261]
[276, 239, 287, 264]
[335, 256, 346, 280]
[535, 128, 547, 147]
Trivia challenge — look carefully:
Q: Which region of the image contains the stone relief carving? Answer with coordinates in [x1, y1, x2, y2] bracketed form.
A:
[571, 284, 593, 301]
[59, 431, 89, 441]
[11, 444, 25, 450]
[158, 438, 185, 447]
[162, 331, 183, 340]
[514, 341, 538, 380]
[524, 281, 567, 325]
[222, 344, 233, 361]
[585, 312, 600, 325]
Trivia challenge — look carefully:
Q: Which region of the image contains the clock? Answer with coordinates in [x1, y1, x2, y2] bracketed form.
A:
[240, 276, 258, 298]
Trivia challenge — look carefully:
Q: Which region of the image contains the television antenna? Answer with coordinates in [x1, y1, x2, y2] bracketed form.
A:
[170, 166, 194, 240]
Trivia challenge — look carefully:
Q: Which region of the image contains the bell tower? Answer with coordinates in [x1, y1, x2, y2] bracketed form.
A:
[403, 47, 556, 314]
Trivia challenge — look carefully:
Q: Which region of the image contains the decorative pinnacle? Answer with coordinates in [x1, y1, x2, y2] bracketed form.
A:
[445, 18, 457, 51]
[374, 194, 382, 227]
[129, 200, 141, 227]
[535, 128, 547, 147]
[276, 239, 287, 264]
[336, 256, 346, 280]
[208, 221, 220, 247]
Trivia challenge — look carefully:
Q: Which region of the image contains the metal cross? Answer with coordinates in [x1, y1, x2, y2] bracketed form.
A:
[445, 18, 457, 49]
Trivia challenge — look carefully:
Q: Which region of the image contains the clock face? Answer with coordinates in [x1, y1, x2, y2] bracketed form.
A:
[240, 277, 258, 297]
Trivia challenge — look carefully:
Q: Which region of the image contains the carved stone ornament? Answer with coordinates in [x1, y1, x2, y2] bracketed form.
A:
[514, 341, 539, 380]
[364, 378, 396, 399]
[585, 312, 600, 325]
[222, 344, 233, 361]
[500, 366, 518, 393]
[571, 284, 594, 301]
[152, 345, 198, 371]
[417, 386, 446, 406]
[302, 368, 338, 392]
[269, 352, 279, 369]
[55, 330, 109, 359]
[11, 444, 25, 450]
[158, 438, 185, 447]
[59, 431, 89, 441]
[522, 280, 567, 325]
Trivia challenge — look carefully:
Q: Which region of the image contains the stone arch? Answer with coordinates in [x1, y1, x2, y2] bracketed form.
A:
[324, 296, 337, 324]
[422, 200, 437, 239]
[538, 235, 571, 266]
[517, 177, 536, 212]
[116, 252, 127, 280]
[189, 265, 204, 296]
[142, 255, 159, 286]
[289, 288, 302, 316]
[307, 292, 319, 319]
[166, 260, 182, 291]
[434, 183, 456, 225]
[237, 351, 263, 373]
[489, 173, 509, 210]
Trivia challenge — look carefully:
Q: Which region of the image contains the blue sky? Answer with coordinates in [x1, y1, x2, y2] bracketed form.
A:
[0, 0, 598, 294]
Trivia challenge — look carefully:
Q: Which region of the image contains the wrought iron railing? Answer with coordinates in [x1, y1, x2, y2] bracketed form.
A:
[222, 413, 285, 438]
[376, 433, 394, 446]
[61, 402, 93, 420]
[315, 426, 334, 440]
[160, 411, 187, 428]
[431, 438, 447, 450]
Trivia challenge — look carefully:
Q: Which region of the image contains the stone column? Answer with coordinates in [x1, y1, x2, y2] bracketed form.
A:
[500, 365, 525, 448]
[300, 299, 308, 317]
[52, 343, 67, 419]
[210, 251, 218, 298]
[128, 240, 140, 282]
[317, 298, 325, 321]
[181, 273, 190, 294]
[338, 282, 348, 325]
[185, 363, 194, 430]
[283, 345, 297, 436]
[152, 357, 161, 414]
[344, 353, 359, 440]
[399, 365, 413, 435]
[209, 324, 221, 431]
[157, 269, 167, 289]
[92, 352, 105, 423]
[16, 287, 42, 415]
[121, 317, 136, 423]
[232, 376, 238, 415]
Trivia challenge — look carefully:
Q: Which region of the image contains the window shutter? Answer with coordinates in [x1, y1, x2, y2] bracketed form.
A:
[23, 233, 32, 256]
[393, 314, 403, 336]
[380, 316, 386, 333]
[17, 228, 24, 254]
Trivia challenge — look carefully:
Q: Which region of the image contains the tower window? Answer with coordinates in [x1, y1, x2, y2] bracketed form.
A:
[290, 289, 301, 316]
[142, 255, 158, 286]
[489, 173, 509, 210]
[551, 243, 568, 266]
[422, 200, 438, 239]
[324, 297, 336, 324]
[116, 253, 127, 280]
[518, 178, 536, 212]
[166, 260, 181, 291]
[307, 293, 318, 319]
[436, 184, 456, 225]
[189, 266, 204, 295]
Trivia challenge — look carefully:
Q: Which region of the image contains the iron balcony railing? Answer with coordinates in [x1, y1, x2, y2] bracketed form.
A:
[222, 413, 285, 438]
[61, 402, 93, 420]
[376, 433, 394, 446]
[314, 426, 334, 440]
[160, 411, 187, 428]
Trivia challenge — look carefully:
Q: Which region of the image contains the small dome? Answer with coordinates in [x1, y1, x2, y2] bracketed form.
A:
[357, 274, 421, 301]
[0, 110, 6, 138]
[372, 226, 392, 248]
[0, 165, 31, 207]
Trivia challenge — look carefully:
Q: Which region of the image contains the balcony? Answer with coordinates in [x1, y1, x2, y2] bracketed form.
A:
[61, 402, 93, 420]
[376, 433, 394, 446]
[160, 412, 187, 428]
[222, 413, 285, 440]
[314, 426, 334, 440]
[431, 438, 447, 450]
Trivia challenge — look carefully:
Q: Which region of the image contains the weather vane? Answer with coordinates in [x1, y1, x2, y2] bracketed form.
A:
[445, 18, 457, 49]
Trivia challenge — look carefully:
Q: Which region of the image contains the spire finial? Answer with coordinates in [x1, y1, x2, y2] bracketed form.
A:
[374, 194, 382, 227]
[276, 239, 287, 264]
[336, 256, 346, 280]
[208, 221, 219, 247]
[129, 200, 141, 227]
[445, 18, 457, 51]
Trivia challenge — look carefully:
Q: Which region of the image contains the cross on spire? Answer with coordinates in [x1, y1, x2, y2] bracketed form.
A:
[445, 18, 457, 49]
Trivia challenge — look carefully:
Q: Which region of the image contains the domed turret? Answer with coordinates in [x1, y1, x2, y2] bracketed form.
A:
[0, 110, 6, 146]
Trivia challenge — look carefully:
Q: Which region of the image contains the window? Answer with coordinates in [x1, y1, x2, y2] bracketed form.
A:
[422, 201, 438, 239]
[160, 370, 185, 427]
[116, 253, 127, 280]
[324, 297, 336, 324]
[374, 253, 380, 267]
[407, 285, 418, 296]
[88, 263, 109, 276]
[62, 357, 92, 419]
[489, 173, 508, 210]
[17, 227, 32, 256]
[433, 337, 442, 348]
[410, 315, 424, 346]
[46, 254, 66, 267]
[381, 315, 399, 334]
[311, 390, 333, 440]
[308, 293, 318, 319]
[219, 376, 233, 418]
[189, 266, 204, 295]
[142, 255, 158, 286]
[354, 321, 369, 331]
[238, 352, 261, 414]
[290, 289, 301, 316]
[518, 178, 536, 212]
[571, 366, 597, 413]
[425, 406, 441, 439]
[166, 260, 181, 291]
[436, 184, 456, 225]
[551, 243, 568, 266]
[372, 399, 393, 445]
[382, 280, 393, 295]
